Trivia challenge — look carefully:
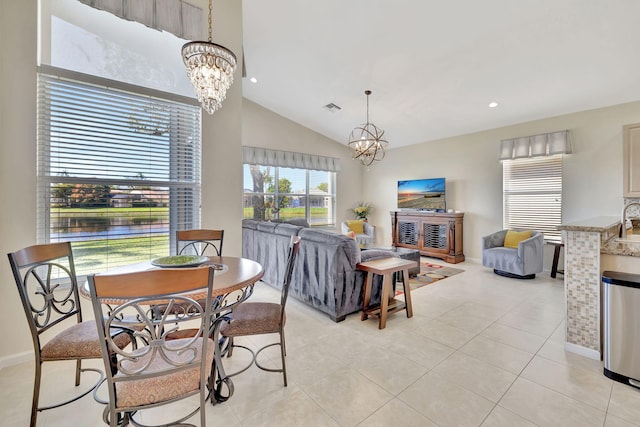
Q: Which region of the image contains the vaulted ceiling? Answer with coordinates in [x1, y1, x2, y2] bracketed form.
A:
[241, 0, 640, 148]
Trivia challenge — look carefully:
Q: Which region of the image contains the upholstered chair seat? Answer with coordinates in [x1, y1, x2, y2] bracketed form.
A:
[114, 338, 214, 408]
[220, 302, 283, 337]
[41, 320, 130, 361]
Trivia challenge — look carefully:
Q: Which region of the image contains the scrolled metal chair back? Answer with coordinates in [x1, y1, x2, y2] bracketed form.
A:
[8, 242, 81, 339]
[105, 295, 205, 375]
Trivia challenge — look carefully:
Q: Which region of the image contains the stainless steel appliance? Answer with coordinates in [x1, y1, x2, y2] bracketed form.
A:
[603, 270, 640, 389]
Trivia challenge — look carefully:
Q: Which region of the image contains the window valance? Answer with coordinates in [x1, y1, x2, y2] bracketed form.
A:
[500, 130, 572, 160]
[243, 146, 341, 172]
[78, 0, 202, 40]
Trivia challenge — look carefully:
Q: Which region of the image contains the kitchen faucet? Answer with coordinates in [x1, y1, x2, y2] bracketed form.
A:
[619, 202, 640, 238]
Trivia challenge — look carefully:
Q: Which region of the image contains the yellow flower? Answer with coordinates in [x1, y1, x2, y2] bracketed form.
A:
[351, 202, 371, 219]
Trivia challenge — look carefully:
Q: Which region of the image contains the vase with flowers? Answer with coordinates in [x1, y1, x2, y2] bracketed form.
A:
[351, 202, 372, 221]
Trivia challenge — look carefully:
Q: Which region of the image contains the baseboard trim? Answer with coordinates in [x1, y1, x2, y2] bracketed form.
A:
[565, 342, 601, 360]
[0, 351, 33, 370]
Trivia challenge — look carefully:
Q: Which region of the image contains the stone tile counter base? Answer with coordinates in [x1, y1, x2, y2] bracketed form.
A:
[559, 216, 623, 360]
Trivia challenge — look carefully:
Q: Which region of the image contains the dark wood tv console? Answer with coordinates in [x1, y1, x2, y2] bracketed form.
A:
[390, 210, 464, 264]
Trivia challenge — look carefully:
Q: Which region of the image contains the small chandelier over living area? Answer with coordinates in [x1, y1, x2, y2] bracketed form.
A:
[348, 90, 389, 166]
[182, 0, 237, 114]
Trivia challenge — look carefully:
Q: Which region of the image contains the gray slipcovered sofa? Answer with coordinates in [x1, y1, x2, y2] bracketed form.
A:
[482, 229, 544, 279]
[242, 219, 397, 322]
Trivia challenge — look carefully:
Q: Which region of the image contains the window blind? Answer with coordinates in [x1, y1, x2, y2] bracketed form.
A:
[503, 155, 563, 242]
[37, 70, 202, 277]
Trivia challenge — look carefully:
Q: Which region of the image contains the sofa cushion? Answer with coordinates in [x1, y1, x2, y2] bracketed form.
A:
[504, 230, 532, 248]
[284, 218, 310, 227]
[298, 228, 361, 266]
[274, 223, 303, 237]
[242, 219, 260, 230]
[257, 221, 278, 233]
[360, 249, 399, 262]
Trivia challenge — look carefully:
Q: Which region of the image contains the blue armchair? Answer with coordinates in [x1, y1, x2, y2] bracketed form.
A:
[482, 229, 544, 279]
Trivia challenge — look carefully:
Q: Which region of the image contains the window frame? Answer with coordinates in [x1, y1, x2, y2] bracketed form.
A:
[36, 66, 202, 277]
[242, 163, 337, 227]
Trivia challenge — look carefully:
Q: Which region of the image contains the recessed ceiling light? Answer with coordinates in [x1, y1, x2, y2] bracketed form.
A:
[488, 102, 499, 108]
[250, 77, 258, 83]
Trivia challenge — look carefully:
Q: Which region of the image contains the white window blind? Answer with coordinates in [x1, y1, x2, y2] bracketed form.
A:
[37, 69, 202, 277]
[503, 155, 563, 242]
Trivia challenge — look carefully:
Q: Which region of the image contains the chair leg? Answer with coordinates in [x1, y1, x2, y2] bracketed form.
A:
[279, 332, 287, 387]
[75, 359, 81, 386]
[281, 329, 287, 357]
[226, 337, 235, 357]
[30, 361, 42, 427]
[109, 353, 118, 376]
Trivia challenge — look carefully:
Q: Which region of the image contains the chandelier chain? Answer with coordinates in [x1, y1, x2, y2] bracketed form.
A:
[366, 93, 370, 123]
[207, 0, 213, 42]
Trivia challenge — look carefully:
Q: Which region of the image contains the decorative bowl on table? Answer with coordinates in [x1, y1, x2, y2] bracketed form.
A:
[151, 255, 209, 268]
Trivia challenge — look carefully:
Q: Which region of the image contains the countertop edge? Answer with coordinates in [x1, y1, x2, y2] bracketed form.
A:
[558, 216, 620, 232]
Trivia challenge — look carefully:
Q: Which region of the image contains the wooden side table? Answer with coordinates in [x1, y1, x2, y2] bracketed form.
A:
[357, 257, 415, 329]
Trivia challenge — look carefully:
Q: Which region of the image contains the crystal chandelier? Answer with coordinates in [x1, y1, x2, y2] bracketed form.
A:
[348, 90, 389, 166]
[182, 0, 237, 115]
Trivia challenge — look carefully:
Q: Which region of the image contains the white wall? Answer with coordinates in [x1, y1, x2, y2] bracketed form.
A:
[242, 99, 363, 229]
[362, 101, 640, 263]
[200, 0, 244, 257]
[0, 0, 39, 366]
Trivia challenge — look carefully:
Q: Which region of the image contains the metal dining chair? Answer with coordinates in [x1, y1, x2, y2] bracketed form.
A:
[220, 235, 301, 386]
[87, 266, 216, 427]
[7, 242, 132, 427]
[162, 229, 224, 318]
[176, 229, 224, 256]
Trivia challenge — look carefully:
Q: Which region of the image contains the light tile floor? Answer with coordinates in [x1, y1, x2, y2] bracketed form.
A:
[3, 259, 640, 426]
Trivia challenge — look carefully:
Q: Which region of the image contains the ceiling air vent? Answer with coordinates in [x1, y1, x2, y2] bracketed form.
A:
[323, 102, 342, 112]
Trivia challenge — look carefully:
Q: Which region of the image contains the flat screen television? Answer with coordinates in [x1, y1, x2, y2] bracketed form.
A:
[397, 178, 446, 210]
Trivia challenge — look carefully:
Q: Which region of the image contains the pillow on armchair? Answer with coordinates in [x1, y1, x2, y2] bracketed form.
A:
[504, 230, 532, 248]
[341, 220, 375, 245]
[346, 220, 364, 234]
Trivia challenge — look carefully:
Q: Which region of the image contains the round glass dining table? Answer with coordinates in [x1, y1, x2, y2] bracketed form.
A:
[81, 255, 264, 404]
